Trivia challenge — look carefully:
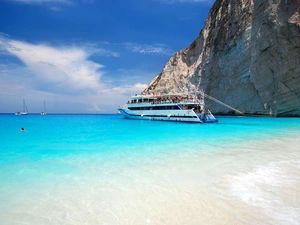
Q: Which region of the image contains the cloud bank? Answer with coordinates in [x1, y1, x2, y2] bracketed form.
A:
[2, 39, 104, 95]
[0, 35, 149, 113]
[112, 83, 148, 94]
[124, 43, 173, 56]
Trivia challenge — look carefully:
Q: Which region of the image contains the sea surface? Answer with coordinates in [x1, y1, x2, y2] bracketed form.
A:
[0, 114, 299, 225]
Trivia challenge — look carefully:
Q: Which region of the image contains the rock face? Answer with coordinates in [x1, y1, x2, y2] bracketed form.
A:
[144, 0, 300, 116]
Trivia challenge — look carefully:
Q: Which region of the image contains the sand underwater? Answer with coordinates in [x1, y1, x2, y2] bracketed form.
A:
[0, 114, 299, 225]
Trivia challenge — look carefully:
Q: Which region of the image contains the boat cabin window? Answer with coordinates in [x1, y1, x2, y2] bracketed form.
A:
[179, 104, 197, 110]
[128, 105, 181, 110]
[130, 98, 155, 104]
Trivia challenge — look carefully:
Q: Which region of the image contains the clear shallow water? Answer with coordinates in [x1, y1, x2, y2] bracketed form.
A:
[0, 114, 299, 225]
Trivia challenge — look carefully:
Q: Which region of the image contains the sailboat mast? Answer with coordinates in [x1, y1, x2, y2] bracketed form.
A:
[23, 99, 28, 112]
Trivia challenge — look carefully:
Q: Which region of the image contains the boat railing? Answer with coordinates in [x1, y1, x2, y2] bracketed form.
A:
[128, 99, 204, 105]
[179, 99, 204, 104]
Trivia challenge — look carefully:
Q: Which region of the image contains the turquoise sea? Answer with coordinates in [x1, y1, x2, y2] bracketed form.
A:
[0, 114, 299, 225]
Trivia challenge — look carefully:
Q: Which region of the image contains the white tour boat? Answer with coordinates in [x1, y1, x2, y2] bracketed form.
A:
[118, 91, 218, 123]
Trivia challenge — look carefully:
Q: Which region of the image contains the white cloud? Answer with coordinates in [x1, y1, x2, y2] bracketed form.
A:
[79, 42, 120, 57]
[0, 36, 154, 113]
[111, 83, 148, 94]
[1, 37, 105, 95]
[124, 43, 173, 56]
[87, 103, 103, 112]
[49, 6, 62, 11]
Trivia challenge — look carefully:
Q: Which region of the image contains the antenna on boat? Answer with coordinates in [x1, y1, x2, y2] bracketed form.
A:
[204, 93, 244, 115]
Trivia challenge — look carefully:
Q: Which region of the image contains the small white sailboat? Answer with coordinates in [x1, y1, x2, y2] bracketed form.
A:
[15, 99, 28, 115]
[41, 101, 46, 115]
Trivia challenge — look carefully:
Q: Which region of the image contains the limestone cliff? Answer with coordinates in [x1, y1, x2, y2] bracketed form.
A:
[144, 0, 300, 116]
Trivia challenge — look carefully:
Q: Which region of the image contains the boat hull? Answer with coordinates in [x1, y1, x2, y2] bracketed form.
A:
[118, 108, 203, 123]
[15, 112, 28, 116]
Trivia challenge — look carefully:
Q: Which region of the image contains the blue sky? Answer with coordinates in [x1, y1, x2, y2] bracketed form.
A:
[0, 0, 214, 114]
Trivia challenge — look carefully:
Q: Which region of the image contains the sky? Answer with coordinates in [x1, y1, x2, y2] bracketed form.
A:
[0, 0, 214, 114]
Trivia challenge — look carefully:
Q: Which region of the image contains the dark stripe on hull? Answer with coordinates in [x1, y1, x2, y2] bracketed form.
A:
[118, 109, 201, 123]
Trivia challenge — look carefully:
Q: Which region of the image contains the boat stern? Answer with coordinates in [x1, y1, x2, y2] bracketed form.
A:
[200, 110, 218, 123]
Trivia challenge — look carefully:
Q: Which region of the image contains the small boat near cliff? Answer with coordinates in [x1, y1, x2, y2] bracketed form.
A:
[118, 91, 218, 123]
[15, 99, 28, 116]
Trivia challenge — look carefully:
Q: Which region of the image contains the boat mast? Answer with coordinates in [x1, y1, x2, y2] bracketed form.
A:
[23, 99, 28, 113]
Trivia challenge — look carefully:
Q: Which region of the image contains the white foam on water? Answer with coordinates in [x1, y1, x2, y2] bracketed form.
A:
[225, 137, 300, 225]
[228, 160, 300, 223]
